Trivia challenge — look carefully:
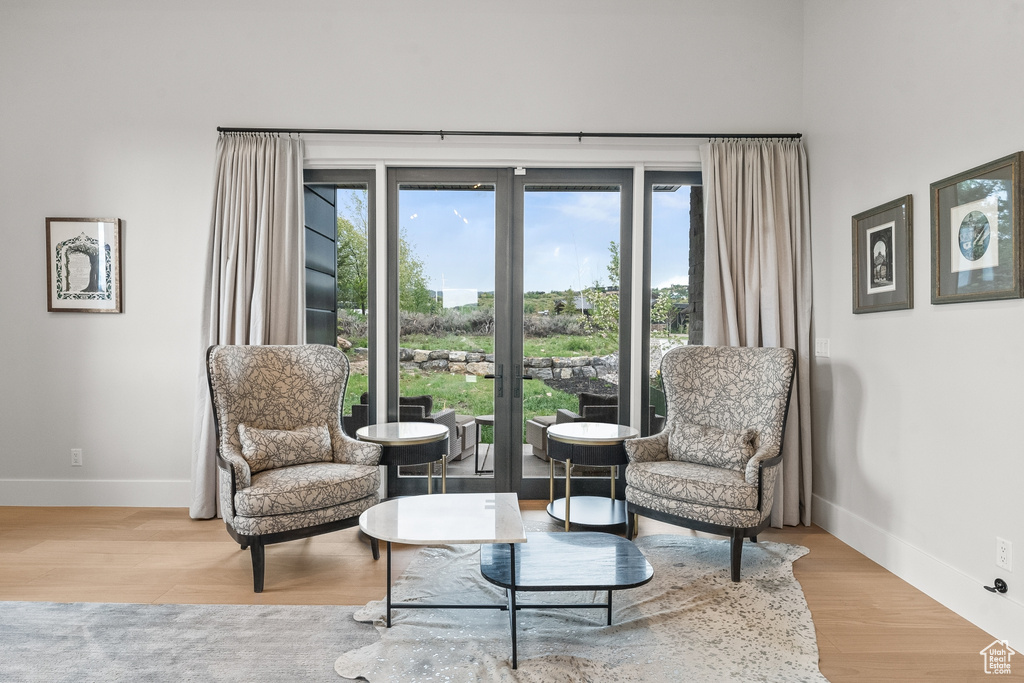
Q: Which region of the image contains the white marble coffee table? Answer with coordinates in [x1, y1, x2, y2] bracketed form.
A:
[359, 493, 529, 665]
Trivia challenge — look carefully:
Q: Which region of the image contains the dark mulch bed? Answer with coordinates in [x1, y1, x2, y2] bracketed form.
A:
[542, 376, 617, 396]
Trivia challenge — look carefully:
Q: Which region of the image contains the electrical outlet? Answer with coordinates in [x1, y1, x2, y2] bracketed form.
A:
[997, 538, 1012, 571]
[71, 448, 83, 467]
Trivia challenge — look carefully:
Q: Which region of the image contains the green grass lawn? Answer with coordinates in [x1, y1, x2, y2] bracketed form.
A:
[341, 331, 654, 444]
[343, 367, 576, 444]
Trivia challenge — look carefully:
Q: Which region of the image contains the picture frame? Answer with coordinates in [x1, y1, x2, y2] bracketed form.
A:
[930, 152, 1023, 304]
[852, 195, 913, 313]
[45, 217, 123, 313]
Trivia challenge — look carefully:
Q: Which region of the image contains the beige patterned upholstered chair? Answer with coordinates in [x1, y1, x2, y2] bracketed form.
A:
[207, 344, 383, 592]
[624, 345, 795, 582]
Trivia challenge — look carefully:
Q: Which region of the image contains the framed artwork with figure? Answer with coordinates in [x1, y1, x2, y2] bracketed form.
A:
[930, 153, 1023, 304]
[46, 217, 123, 313]
[852, 195, 913, 313]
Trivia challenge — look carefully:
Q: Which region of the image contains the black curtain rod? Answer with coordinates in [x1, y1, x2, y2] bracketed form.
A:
[216, 126, 801, 140]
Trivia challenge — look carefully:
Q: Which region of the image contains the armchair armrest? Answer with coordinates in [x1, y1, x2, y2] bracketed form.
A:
[334, 428, 383, 466]
[746, 445, 783, 514]
[217, 444, 252, 489]
[623, 430, 669, 463]
[555, 409, 581, 424]
[744, 445, 782, 486]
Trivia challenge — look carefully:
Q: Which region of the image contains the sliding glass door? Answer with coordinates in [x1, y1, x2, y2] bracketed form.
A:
[386, 169, 513, 495]
[384, 168, 632, 498]
[514, 169, 633, 500]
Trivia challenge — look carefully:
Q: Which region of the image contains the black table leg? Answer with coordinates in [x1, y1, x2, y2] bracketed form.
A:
[474, 421, 493, 475]
[386, 541, 392, 628]
[509, 542, 518, 669]
[607, 589, 613, 625]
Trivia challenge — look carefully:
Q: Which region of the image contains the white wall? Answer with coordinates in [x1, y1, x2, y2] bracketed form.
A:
[0, 0, 804, 505]
[804, 0, 1024, 648]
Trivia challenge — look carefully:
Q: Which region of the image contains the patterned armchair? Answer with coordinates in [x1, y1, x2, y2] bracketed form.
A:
[624, 345, 795, 582]
[207, 345, 383, 592]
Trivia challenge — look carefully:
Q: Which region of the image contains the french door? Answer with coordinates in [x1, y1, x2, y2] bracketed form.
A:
[385, 168, 633, 499]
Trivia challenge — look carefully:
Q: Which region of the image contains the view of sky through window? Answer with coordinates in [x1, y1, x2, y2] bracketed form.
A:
[336, 185, 691, 296]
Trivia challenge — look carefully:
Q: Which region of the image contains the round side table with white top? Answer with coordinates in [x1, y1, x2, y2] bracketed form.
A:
[545, 421, 639, 532]
[356, 422, 450, 494]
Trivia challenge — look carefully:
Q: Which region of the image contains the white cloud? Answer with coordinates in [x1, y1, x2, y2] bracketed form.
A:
[557, 193, 619, 223]
[655, 274, 689, 288]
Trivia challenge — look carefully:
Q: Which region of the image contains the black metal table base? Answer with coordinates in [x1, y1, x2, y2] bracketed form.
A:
[381, 531, 651, 669]
[385, 541, 520, 667]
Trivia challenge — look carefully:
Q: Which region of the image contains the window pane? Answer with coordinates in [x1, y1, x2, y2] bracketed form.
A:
[649, 184, 692, 423]
[397, 184, 496, 480]
[522, 188, 621, 479]
[336, 187, 369, 422]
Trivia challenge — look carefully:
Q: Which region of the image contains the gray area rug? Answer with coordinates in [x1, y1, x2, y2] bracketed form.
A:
[336, 534, 828, 682]
[0, 602, 378, 682]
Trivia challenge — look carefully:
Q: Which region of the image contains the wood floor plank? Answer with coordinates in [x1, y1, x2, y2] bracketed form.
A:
[0, 505, 1007, 682]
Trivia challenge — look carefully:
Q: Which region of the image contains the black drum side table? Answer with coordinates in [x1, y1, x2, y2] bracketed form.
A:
[545, 422, 639, 532]
[356, 422, 450, 494]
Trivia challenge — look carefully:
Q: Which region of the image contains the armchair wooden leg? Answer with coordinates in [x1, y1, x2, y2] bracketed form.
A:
[730, 528, 743, 582]
[250, 540, 266, 593]
[625, 512, 636, 540]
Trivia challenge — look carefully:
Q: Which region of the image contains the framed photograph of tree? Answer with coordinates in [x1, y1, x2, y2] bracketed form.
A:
[45, 217, 123, 313]
[931, 153, 1023, 304]
[852, 195, 913, 313]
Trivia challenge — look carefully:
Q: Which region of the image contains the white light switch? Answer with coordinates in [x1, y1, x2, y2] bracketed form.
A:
[814, 338, 830, 358]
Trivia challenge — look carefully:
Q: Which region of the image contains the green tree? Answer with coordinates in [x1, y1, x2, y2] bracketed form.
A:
[607, 240, 620, 288]
[336, 190, 436, 315]
[337, 216, 368, 313]
[337, 192, 369, 314]
[398, 226, 437, 314]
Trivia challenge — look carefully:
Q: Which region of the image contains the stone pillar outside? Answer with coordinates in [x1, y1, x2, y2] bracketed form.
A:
[687, 185, 704, 345]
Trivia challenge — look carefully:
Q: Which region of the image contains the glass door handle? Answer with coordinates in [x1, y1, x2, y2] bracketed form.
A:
[485, 364, 504, 398]
[513, 365, 534, 399]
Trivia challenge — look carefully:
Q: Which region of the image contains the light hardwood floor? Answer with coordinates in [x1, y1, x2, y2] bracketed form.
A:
[0, 503, 1006, 682]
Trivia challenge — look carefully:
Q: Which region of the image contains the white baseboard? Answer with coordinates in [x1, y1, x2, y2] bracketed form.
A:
[0, 479, 190, 508]
[813, 494, 1024, 651]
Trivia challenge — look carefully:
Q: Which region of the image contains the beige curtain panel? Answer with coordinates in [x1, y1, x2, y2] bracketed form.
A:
[189, 134, 306, 519]
[700, 139, 813, 527]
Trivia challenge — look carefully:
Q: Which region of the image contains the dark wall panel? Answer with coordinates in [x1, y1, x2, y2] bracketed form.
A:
[304, 187, 335, 240]
[306, 309, 335, 346]
[304, 182, 336, 346]
[305, 268, 335, 313]
[307, 183, 334, 203]
[306, 228, 335, 274]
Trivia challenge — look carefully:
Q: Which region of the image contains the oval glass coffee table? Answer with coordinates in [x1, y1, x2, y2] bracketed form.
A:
[545, 422, 639, 532]
[356, 422, 449, 494]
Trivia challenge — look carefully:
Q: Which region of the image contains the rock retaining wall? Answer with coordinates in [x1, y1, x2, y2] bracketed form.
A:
[350, 348, 619, 380]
